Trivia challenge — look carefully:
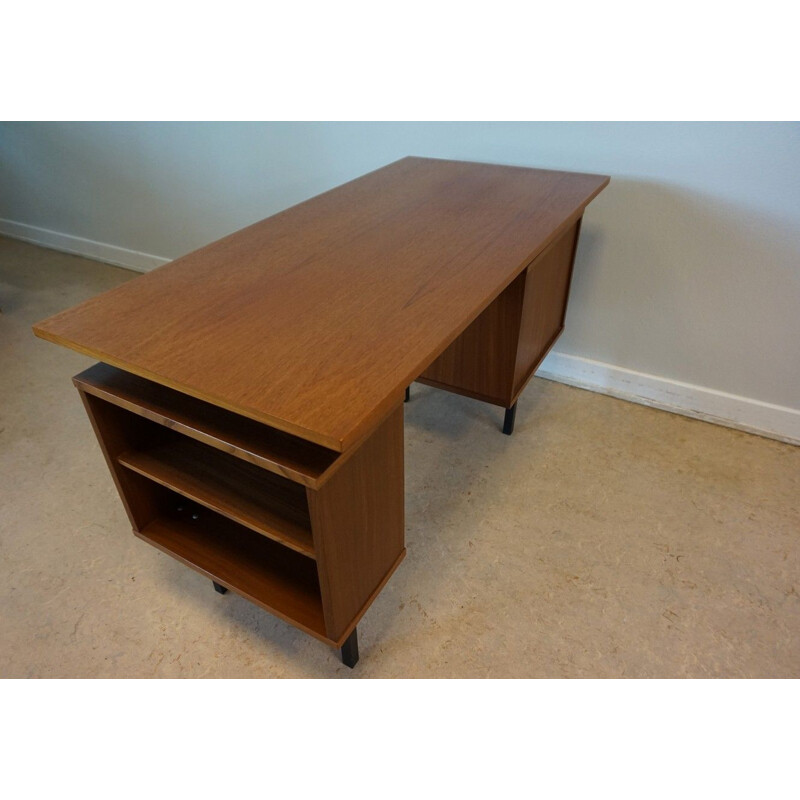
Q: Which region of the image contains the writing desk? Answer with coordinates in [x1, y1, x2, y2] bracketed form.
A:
[33, 157, 608, 667]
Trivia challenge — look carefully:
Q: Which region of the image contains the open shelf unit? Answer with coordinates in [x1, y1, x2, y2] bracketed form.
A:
[119, 437, 314, 557]
[73, 363, 406, 652]
[138, 501, 325, 638]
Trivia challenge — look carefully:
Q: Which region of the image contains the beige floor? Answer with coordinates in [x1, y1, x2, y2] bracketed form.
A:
[1, 235, 798, 678]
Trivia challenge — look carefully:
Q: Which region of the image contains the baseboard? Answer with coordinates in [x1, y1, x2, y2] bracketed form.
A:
[0, 218, 170, 273]
[537, 351, 800, 446]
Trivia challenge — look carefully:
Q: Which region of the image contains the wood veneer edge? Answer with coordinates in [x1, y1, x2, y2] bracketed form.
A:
[509, 214, 585, 404]
[330, 549, 407, 648]
[315, 397, 405, 489]
[383, 204, 600, 425]
[511, 326, 565, 405]
[72, 369, 333, 490]
[415, 377, 509, 408]
[118, 451, 316, 559]
[34, 182, 608, 457]
[132, 527, 331, 645]
[34, 327, 346, 452]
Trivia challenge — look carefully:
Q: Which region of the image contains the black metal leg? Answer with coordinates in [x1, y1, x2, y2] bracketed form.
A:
[502, 402, 517, 435]
[213, 581, 228, 595]
[405, 386, 410, 403]
[340, 628, 359, 668]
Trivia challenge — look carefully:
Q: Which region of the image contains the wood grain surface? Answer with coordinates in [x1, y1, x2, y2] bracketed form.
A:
[78, 388, 164, 532]
[308, 404, 405, 641]
[136, 507, 327, 641]
[118, 438, 315, 558]
[74, 363, 339, 488]
[512, 219, 582, 401]
[420, 270, 526, 405]
[36, 157, 608, 450]
[419, 219, 582, 408]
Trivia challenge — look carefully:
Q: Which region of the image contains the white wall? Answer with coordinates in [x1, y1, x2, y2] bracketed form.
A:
[2, 122, 799, 442]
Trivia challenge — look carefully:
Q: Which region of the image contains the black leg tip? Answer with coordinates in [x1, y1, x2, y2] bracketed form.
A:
[404, 386, 410, 403]
[502, 403, 517, 436]
[213, 581, 228, 595]
[340, 628, 359, 668]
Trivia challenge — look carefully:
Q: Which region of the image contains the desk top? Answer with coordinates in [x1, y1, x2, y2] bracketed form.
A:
[34, 157, 608, 451]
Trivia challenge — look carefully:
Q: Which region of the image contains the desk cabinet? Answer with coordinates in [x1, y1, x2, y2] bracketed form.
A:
[75, 363, 405, 664]
[420, 218, 582, 413]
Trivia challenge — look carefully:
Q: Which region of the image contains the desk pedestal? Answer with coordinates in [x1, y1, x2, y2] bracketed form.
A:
[73, 364, 405, 667]
[419, 218, 582, 425]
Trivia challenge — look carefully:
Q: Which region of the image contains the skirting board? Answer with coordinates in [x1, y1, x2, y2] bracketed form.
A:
[0, 218, 169, 273]
[537, 351, 800, 446]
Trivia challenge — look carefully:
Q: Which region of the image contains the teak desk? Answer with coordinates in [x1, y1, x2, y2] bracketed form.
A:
[33, 157, 608, 667]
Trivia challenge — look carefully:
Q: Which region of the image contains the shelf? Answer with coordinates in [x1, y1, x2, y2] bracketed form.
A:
[74, 363, 340, 489]
[137, 505, 327, 641]
[119, 437, 315, 558]
[74, 363, 406, 652]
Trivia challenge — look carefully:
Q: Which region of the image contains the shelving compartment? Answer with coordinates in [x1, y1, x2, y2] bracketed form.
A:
[73, 362, 341, 489]
[74, 363, 407, 650]
[137, 494, 325, 639]
[118, 437, 314, 557]
[75, 369, 331, 642]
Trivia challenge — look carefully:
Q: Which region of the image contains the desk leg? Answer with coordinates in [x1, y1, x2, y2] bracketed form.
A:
[340, 628, 359, 668]
[502, 403, 517, 435]
[405, 386, 410, 403]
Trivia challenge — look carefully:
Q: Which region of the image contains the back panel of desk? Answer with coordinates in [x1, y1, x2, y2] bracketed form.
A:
[419, 219, 581, 408]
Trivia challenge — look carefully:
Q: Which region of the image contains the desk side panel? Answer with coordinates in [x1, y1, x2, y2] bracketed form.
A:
[512, 218, 582, 398]
[418, 272, 526, 407]
[307, 405, 405, 642]
[76, 386, 165, 532]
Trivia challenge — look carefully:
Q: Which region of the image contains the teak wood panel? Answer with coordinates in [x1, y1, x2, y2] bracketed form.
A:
[420, 271, 526, 405]
[512, 217, 582, 401]
[420, 219, 582, 408]
[118, 438, 315, 558]
[73, 363, 339, 489]
[137, 509, 327, 640]
[77, 363, 407, 646]
[308, 404, 405, 643]
[35, 158, 609, 451]
[78, 389, 167, 531]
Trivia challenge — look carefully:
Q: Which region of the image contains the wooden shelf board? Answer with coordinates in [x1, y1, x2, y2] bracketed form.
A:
[74, 363, 339, 489]
[119, 438, 315, 558]
[137, 509, 328, 642]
